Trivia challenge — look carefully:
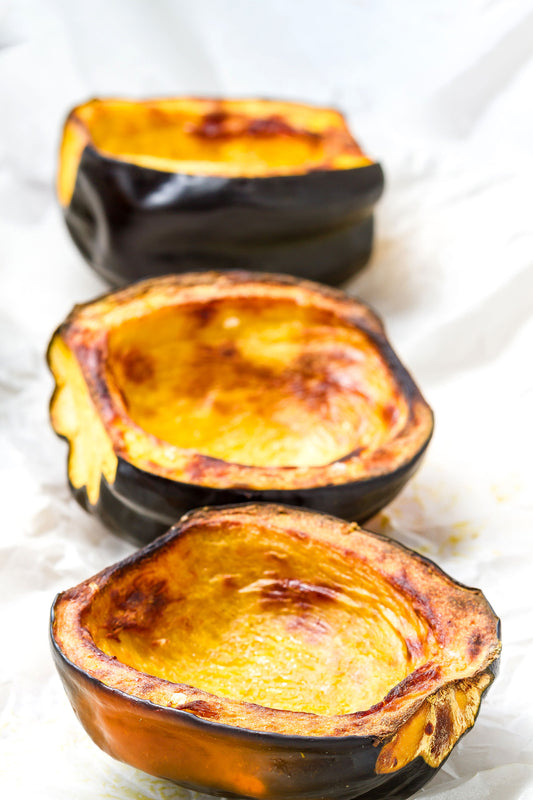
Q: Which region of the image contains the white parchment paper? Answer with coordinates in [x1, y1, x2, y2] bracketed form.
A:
[1, 1, 532, 798]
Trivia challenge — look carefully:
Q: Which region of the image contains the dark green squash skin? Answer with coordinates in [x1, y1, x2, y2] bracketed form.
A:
[50, 637, 498, 800]
[50, 643, 436, 800]
[64, 146, 384, 286]
[49, 510, 500, 800]
[69, 439, 431, 548]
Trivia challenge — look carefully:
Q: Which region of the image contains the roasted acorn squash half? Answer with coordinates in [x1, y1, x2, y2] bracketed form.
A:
[47, 272, 433, 545]
[48, 271, 433, 545]
[51, 503, 501, 800]
[57, 97, 384, 286]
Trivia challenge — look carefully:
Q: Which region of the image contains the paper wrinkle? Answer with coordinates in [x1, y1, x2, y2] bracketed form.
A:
[405, 259, 533, 384]
[422, 8, 533, 139]
[1, 1, 532, 799]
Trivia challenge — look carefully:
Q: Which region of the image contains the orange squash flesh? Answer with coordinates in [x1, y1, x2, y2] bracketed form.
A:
[105, 297, 409, 470]
[58, 98, 371, 205]
[54, 504, 500, 739]
[89, 518, 430, 716]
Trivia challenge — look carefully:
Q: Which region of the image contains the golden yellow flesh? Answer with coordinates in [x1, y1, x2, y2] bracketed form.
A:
[48, 337, 117, 504]
[73, 100, 369, 176]
[376, 673, 492, 772]
[92, 114, 326, 174]
[106, 299, 408, 469]
[89, 524, 434, 715]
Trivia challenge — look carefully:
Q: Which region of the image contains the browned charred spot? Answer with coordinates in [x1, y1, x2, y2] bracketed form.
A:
[283, 527, 310, 542]
[184, 342, 274, 401]
[425, 722, 434, 735]
[353, 699, 385, 719]
[185, 452, 231, 482]
[180, 699, 219, 719]
[212, 398, 234, 415]
[382, 403, 400, 427]
[388, 568, 442, 637]
[72, 345, 116, 411]
[119, 347, 155, 384]
[260, 578, 339, 611]
[248, 115, 295, 137]
[105, 579, 169, 639]
[221, 574, 238, 589]
[331, 726, 349, 736]
[286, 350, 370, 417]
[248, 115, 320, 140]
[430, 704, 453, 759]
[468, 632, 484, 658]
[219, 343, 238, 359]
[404, 637, 424, 661]
[338, 446, 365, 462]
[66, 583, 96, 603]
[70, 340, 98, 371]
[285, 613, 331, 642]
[188, 111, 247, 139]
[365, 447, 398, 470]
[189, 302, 218, 327]
[102, 629, 121, 643]
[386, 567, 419, 599]
[287, 355, 334, 413]
[315, 346, 366, 367]
[195, 111, 229, 137]
[137, 674, 161, 693]
[179, 299, 361, 408]
[187, 111, 320, 142]
[384, 664, 442, 705]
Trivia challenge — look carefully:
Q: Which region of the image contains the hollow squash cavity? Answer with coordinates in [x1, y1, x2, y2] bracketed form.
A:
[87, 520, 434, 716]
[61, 98, 370, 184]
[106, 298, 408, 469]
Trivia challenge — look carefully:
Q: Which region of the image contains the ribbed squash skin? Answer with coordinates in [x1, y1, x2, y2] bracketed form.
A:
[57, 98, 384, 286]
[51, 504, 501, 800]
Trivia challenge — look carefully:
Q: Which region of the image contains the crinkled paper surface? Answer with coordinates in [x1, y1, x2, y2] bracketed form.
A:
[1, 1, 532, 798]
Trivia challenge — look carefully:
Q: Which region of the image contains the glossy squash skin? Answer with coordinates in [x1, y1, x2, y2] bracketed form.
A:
[48, 271, 433, 545]
[51, 504, 501, 800]
[57, 98, 384, 286]
[68, 453, 430, 548]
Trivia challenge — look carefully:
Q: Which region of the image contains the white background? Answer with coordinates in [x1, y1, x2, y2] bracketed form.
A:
[1, 1, 532, 798]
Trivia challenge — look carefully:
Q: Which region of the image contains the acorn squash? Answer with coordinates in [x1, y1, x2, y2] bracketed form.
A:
[51, 503, 501, 800]
[57, 97, 384, 286]
[48, 271, 433, 544]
